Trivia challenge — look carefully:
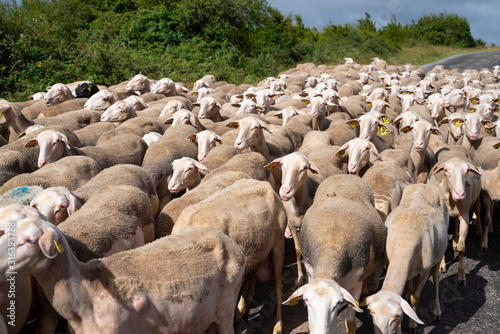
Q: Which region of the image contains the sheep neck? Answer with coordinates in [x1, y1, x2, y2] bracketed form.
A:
[381, 246, 416, 295]
[6, 109, 34, 139]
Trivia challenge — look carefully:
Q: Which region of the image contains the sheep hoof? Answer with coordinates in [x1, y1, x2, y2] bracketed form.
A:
[480, 245, 488, 252]
[408, 326, 417, 334]
[434, 313, 442, 321]
[457, 278, 466, 286]
[440, 265, 447, 273]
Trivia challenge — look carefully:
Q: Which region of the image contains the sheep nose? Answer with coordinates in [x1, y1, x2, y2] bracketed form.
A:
[348, 163, 357, 173]
[38, 160, 47, 168]
[279, 187, 292, 200]
[361, 134, 368, 139]
[198, 153, 206, 161]
[454, 190, 465, 200]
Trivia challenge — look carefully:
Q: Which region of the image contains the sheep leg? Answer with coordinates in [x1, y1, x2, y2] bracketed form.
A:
[452, 216, 459, 252]
[440, 255, 447, 273]
[287, 221, 305, 289]
[345, 282, 362, 334]
[432, 264, 442, 321]
[474, 193, 483, 237]
[480, 191, 492, 252]
[457, 214, 468, 285]
[408, 270, 430, 334]
[236, 275, 255, 318]
[271, 238, 285, 334]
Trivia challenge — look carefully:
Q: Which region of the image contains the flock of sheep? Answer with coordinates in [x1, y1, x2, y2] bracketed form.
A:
[0, 56, 499, 334]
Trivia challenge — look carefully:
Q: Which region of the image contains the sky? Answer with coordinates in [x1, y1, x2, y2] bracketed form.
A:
[270, 0, 500, 46]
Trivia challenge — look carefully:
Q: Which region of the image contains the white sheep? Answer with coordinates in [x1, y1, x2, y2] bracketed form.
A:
[100, 100, 137, 122]
[0, 219, 246, 334]
[171, 178, 286, 334]
[43, 83, 73, 107]
[365, 184, 449, 333]
[186, 129, 224, 161]
[125, 73, 153, 94]
[30, 186, 82, 225]
[24, 129, 83, 168]
[150, 77, 177, 96]
[124, 95, 149, 111]
[142, 131, 162, 147]
[192, 96, 223, 122]
[168, 157, 208, 194]
[84, 89, 120, 110]
[159, 99, 188, 117]
[283, 175, 386, 334]
[335, 137, 379, 176]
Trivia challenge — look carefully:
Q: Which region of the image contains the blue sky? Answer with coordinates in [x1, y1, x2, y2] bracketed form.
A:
[270, 0, 500, 46]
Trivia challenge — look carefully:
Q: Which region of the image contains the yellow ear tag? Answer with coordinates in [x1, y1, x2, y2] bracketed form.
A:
[0, 111, 2, 117]
[290, 297, 300, 306]
[471, 99, 477, 104]
[87, 87, 91, 92]
[349, 300, 360, 308]
[382, 116, 389, 124]
[193, 92, 198, 96]
[19, 132, 26, 137]
[54, 240, 64, 253]
[380, 126, 388, 136]
[190, 138, 196, 144]
[350, 122, 356, 129]
[470, 109, 475, 113]
[28, 141, 37, 147]
[486, 127, 493, 132]
[75, 206, 79, 211]
[367, 103, 372, 108]
[304, 100, 309, 105]
[454, 120, 461, 127]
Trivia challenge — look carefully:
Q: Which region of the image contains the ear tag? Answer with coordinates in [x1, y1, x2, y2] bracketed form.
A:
[486, 127, 493, 132]
[290, 297, 300, 306]
[470, 109, 475, 113]
[87, 87, 91, 92]
[19, 132, 26, 137]
[454, 120, 461, 127]
[54, 240, 64, 253]
[193, 92, 198, 96]
[304, 100, 309, 105]
[190, 137, 196, 144]
[350, 122, 356, 129]
[267, 164, 277, 171]
[382, 116, 389, 124]
[75, 206, 79, 211]
[367, 103, 372, 108]
[471, 99, 477, 104]
[380, 126, 388, 136]
[349, 300, 360, 308]
[28, 141, 37, 147]
[0, 111, 2, 117]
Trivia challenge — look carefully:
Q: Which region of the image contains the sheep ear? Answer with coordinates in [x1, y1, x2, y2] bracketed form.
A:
[431, 127, 443, 136]
[493, 142, 500, 149]
[341, 287, 363, 313]
[59, 134, 71, 149]
[307, 162, 321, 176]
[283, 284, 309, 306]
[380, 115, 390, 124]
[400, 125, 412, 133]
[355, 112, 366, 117]
[275, 111, 283, 119]
[46, 86, 52, 92]
[25, 139, 38, 148]
[346, 120, 359, 129]
[468, 164, 481, 175]
[264, 158, 282, 171]
[231, 103, 242, 108]
[369, 142, 380, 157]
[191, 102, 200, 106]
[194, 161, 209, 172]
[432, 163, 445, 175]
[187, 134, 197, 144]
[189, 114, 199, 129]
[259, 121, 271, 133]
[215, 102, 222, 109]
[63, 189, 78, 216]
[226, 121, 239, 129]
[399, 297, 423, 325]
[39, 225, 62, 259]
[335, 143, 349, 157]
[438, 118, 450, 125]
[392, 116, 402, 125]
[216, 136, 225, 145]
[164, 117, 174, 125]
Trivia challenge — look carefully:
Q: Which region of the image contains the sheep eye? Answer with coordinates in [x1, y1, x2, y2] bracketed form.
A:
[27, 239, 37, 246]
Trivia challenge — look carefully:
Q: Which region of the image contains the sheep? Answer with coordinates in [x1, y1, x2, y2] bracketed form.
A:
[0, 156, 101, 195]
[347, 113, 393, 153]
[74, 164, 159, 217]
[28, 92, 46, 100]
[264, 152, 322, 288]
[21, 98, 88, 120]
[471, 138, 500, 251]
[397, 120, 441, 183]
[57, 185, 154, 259]
[392, 111, 420, 132]
[163, 109, 205, 130]
[437, 113, 466, 145]
[141, 124, 199, 209]
[124, 95, 149, 111]
[0, 150, 34, 186]
[0, 102, 34, 142]
[192, 96, 224, 122]
[186, 129, 224, 161]
[365, 184, 449, 333]
[125, 73, 153, 94]
[362, 148, 415, 221]
[429, 157, 481, 285]
[74, 122, 117, 146]
[29, 186, 83, 225]
[233, 99, 261, 116]
[150, 77, 178, 96]
[335, 137, 379, 176]
[283, 175, 386, 334]
[96, 116, 164, 145]
[171, 178, 287, 334]
[460, 111, 492, 153]
[272, 106, 302, 126]
[72, 82, 99, 98]
[155, 152, 272, 238]
[442, 89, 467, 112]
[43, 83, 73, 106]
[84, 89, 120, 110]
[142, 131, 162, 147]
[305, 95, 336, 131]
[100, 100, 137, 122]
[0, 219, 246, 334]
[167, 157, 208, 194]
[158, 99, 188, 117]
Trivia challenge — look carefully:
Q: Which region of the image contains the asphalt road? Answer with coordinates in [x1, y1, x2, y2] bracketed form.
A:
[239, 52, 500, 334]
[418, 50, 500, 74]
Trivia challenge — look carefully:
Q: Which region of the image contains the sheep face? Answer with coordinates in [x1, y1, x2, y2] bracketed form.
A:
[43, 83, 72, 107]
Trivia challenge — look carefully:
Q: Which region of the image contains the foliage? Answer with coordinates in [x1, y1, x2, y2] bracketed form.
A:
[0, 0, 483, 100]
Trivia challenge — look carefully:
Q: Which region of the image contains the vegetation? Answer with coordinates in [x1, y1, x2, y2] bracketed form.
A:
[0, 1, 491, 100]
